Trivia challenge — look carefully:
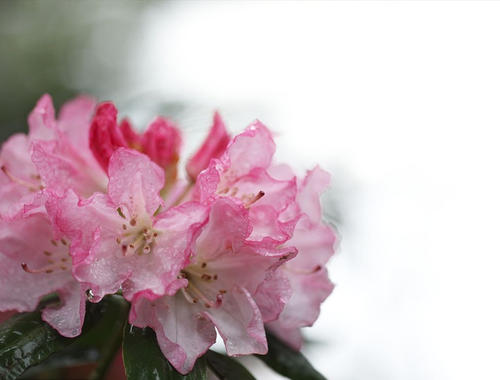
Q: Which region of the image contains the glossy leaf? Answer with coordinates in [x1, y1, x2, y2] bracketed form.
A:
[123, 324, 208, 380]
[256, 331, 326, 380]
[206, 350, 256, 380]
[0, 311, 71, 380]
[0, 295, 129, 380]
[87, 295, 129, 380]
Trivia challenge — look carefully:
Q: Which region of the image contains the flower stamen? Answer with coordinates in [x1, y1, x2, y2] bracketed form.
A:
[21, 240, 71, 274]
[1, 165, 43, 192]
[179, 267, 226, 308]
[115, 214, 158, 256]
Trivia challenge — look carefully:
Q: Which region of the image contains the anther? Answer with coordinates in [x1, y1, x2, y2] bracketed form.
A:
[117, 207, 126, 219]
[246, 191, 265, 206]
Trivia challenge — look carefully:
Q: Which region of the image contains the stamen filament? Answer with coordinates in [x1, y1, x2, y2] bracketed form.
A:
[1, 165, 42, 192]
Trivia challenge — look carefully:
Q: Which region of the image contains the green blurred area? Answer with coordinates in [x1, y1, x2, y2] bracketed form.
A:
[0, 0, 156, 142]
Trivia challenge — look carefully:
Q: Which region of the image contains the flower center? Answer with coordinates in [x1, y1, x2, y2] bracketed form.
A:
[178, 262, 226, 308]
[115, 208, 159, 256]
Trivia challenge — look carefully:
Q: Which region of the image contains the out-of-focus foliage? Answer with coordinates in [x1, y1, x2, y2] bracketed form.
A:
[0, 0, 150, 141]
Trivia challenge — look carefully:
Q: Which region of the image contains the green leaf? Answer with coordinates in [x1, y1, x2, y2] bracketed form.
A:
[206, 350, 256, 380]
[256, 331, 326, 380]
[0, 310, 71, 380]
[1, 295, 129, 380]
[87, 295, 129, 380]
[123, 324, 208, 380]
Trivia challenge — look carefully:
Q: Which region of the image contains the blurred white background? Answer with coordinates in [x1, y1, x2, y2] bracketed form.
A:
[128, 2, 500, 379]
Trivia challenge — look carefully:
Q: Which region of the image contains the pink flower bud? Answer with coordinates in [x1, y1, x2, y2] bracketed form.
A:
[186, 112, 230, 182]
[119, 118, 142, 150]
[89, 102, 127, 172]
[142, 117, 181, 169]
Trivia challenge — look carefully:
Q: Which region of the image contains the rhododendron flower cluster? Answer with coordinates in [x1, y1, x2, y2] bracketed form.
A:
[0, 94, 336, 374]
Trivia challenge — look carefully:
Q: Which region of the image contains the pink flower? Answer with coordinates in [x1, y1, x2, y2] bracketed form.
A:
[266, 166, 337, 350]
[130, 197, 296, 374]
[0, 134, 41, 218]
[193, 121, 299, 247]
[193, 124, 336, 351]
[0, 212, 86, 337]
[0, 94, 106, 218]
[47, 148, 208, 302]
[89, 102, 181, 182]
[0, 93, 337, 371]
[186, 111, 230, 182]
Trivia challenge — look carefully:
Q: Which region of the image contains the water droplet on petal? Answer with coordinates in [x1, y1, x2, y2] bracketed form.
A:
[86, 289, 95, 301]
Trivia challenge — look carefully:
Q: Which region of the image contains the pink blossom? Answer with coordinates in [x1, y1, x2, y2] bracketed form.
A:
[193, 121, 299, 246]
[0, 212, 86, 337]
[192, 123, 336, 351]
[89, 102, 182, 180]
[88, 102, 127, 172]
[47, 148, 208, 302]
[0, 93, 337, 369]
[266, 166, 337, 350]
[0, 134, 41, 218]
[0, 94, 105, 218]
[186, 111, 230, 182]
[130, 197, 296, 374]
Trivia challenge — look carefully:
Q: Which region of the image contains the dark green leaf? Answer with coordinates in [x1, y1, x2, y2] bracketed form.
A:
[206, 350, 256, 380]
[73, 295, 129, 350]
[256, 331, 326, 380]
[88, 295, 129, 380]
[1, 295, 129, 380]
[19, 346, 100, 378]
[0, 311, 71, 380]
[123, 324, 208, 380]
